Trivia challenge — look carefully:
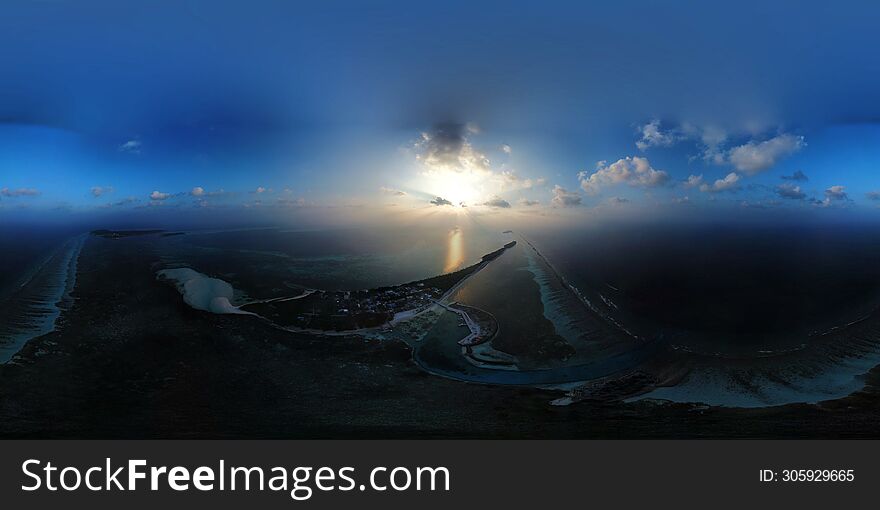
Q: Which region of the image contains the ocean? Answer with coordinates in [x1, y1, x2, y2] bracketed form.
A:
[5, 220, 880, 407]
[0, 226, 86, 362]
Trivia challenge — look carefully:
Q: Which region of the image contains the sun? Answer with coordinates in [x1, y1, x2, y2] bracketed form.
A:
[422, 169, 482, 207]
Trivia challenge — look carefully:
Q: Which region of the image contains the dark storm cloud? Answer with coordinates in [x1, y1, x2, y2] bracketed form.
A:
[430, 196, 453, 206]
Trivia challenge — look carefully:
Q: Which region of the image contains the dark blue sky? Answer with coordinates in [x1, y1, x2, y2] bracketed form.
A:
[2, 0, 880, 225]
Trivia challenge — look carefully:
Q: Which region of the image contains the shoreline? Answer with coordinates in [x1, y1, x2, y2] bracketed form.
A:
[0, 233, 87, 364]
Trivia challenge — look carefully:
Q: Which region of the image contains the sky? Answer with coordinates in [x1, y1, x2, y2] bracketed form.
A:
[2, 0, 880, 228]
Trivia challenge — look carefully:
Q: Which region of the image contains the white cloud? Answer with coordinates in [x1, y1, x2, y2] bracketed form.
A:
[150, 190, 171, 201]
[380, 186, 406, 196]
[500, 171, 546, 190]
[867, 191, 880, 201]
[699, 172, 741, 193]
[634, 121, 804, 174]
[824, 185, 848, 201]
[636, 120, 681, 151]
[692, 125, 729, 164]
[578, 156, 669, 194]
[254, 186, 267, 194]
[118, 140, 142, 154]
[190, 187, 227, 198]
[810, 185, 849, 208]
[551, 185, 582, 207]
[775, 182, 806, 200]
[726, 134, 805, 175]
[683, 174, 704, 189]
[519, 198, 540, 206]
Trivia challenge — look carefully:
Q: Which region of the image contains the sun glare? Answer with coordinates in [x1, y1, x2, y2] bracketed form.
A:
[423, 170, 482, 207]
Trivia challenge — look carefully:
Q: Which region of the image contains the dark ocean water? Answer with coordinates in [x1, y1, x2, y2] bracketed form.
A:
[0, 226, 86, 362]
[528, 223, 880, 356]
[152, 224, 506, 298]
[6, 220, 880, 406]
[0, 226, 73, 300]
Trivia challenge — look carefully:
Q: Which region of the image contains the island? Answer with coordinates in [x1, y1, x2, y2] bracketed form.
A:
[241, 241, 516, 332]
[91, 229, 164, 239]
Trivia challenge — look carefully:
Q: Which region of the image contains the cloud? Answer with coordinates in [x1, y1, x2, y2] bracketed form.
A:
[607, 196, 629, 205]
[1, 187, 40, 197]
[809, 185, 850, 208]
[276, 197, 306, 207]
[578, 156, 669, 194]
[254, 186, 267, 194]
[739, 199, 782, 209]
[782, 170, 808, 181]
[483, 196, 511, 208]
[519, 198, 540, 206]
[90, 186, 113, 197]
[190, 187, 227, 198]
[500, 171, 546, 190]
[150, 190, 171, 201]
[726, 134, 805, 175]
[634, 121, 804, 174]
[103, 196, 139, 208]
[636, 120, 681, 150]
[380, 186, 406, 196]
[775, 182, 806, 200]
[500, 144, 512, 154]
[430, 196, 453, 206]
[683, 174, 704, 189]
[699, 172, 741, 193]
[551, 185, 582, 207]
[414, 123, 490, 173]
[867, 191, 880, 201]
[694, 125, 730, 164]
[118, 139, 142, 154]
[824, 185, 848, 201]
